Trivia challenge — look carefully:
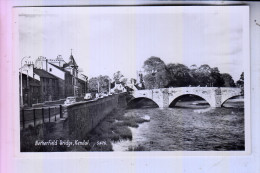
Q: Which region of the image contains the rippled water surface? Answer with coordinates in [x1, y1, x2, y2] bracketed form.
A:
[112, 100, 244, 151]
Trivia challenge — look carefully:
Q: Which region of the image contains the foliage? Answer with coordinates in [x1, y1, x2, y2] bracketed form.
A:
[113, 71, 124, 83]
[209, 67, 225, 87]
[236, 72, 244, 95]
[121, 77, 128, 86]
[195, 64, 212, 86]
[236, 72, 244, 86]
[166, 63, 193, 87]
[88, 77, 98, 92]
[88, 75, 111, 93]
[221, 73, 236, 87]
[143, 73, 156, 89]
[143, 56, 166, 74]
[143, 56, 170, 89]
[141, 57, 235, 89]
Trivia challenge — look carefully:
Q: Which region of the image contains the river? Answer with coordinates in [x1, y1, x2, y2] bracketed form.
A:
[112, 99, 244, 151]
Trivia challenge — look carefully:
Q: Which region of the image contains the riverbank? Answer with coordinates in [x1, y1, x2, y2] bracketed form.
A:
[80, 108, 150, 151]
[20, 107, 149, 152]
[20, 98, 244, 152]
[20, 93, 133, 152]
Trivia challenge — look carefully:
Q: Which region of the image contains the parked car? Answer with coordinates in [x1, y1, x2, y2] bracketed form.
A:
[84, 93, 92, 100]
[64, 97, 76, 105]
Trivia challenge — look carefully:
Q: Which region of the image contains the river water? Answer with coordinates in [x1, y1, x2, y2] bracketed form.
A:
[112, 99, 244, 151]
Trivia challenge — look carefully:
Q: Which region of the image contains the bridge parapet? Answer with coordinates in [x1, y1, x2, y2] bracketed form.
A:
[130, 87, 242, 108]
[167, 87, 217, 107]
[220, 87, 242, 106]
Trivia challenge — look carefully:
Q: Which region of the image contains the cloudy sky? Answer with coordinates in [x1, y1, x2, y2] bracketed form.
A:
[18, 6, 248, 81]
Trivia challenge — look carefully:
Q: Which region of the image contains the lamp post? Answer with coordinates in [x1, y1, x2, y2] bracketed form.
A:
[20, 56, 30, 107]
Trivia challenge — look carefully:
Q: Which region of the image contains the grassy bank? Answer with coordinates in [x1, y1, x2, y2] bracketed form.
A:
[20, 121, 70, 152]
[81, 108, 149, 151]
[20, 107, 149, 152]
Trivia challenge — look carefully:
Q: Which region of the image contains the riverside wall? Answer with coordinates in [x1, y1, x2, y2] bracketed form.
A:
[66, 93, 126, 140]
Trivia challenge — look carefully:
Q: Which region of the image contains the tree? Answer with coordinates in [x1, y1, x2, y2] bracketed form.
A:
[143, 56, 166, 74]
[236, 72, 244, 95]
[142, 56, 169, 89]
[196, 64, 212, 86]
[221, 73, 235, 87]
[143, 74, 156, 89]
[88, 77, 99, 92]
[190, 64, 224, 87]
[113, 71, 124, 83]
[155, 70, 170, 88]
[88, 75, 111, 93]
[189, 65, 199, 86]
[166, 63, 193, 87]
[121, 78, 128, 86]
[98, 75, 110, 93]
[210, 67, 224, 87]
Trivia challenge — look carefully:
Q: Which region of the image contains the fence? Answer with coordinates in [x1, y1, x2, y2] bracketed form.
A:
[20, 105, 64, 129]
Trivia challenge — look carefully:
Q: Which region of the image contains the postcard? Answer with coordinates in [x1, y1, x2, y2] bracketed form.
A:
[13, 6, 250, 156]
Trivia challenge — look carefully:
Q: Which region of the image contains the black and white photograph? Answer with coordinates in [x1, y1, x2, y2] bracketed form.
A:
[16, 6, 249, 152]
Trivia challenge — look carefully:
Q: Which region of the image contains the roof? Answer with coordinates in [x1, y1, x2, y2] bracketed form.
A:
[33, 68, 58, 79]
[20, 73, 41, 86]
[49, 63, 66, 72]
[67, 54, 78, 68]
[77, 77, 87, 83]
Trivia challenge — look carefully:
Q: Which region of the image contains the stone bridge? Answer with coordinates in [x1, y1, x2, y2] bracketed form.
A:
[129, 87, 242, 108]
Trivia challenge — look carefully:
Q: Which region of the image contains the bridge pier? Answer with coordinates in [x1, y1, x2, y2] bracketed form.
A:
[212, 88, 222, 108]
[162, 88, 169, 108]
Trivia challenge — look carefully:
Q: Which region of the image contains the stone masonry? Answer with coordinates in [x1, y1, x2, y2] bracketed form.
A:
[130, 87, 242, 108]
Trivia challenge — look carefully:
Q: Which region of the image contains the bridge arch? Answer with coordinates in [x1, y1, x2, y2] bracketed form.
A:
[169, 93, 213, 107]
[221, 94, 242, 107]
[128, 97, 160, 108]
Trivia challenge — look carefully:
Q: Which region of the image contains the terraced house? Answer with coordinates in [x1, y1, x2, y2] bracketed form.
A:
[20, 52, 87, 107]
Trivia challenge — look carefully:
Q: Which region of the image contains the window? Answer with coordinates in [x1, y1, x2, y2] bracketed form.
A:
[49, 68, 52, 72]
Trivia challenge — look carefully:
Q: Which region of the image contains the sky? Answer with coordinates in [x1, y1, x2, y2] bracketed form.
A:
[17, 6, 248, 81]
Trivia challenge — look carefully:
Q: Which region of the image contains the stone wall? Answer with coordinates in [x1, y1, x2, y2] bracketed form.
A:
[66, 93, 126, 140]
[131, 87, 241, 108]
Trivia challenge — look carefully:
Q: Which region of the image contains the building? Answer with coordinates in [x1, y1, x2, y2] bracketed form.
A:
[20, 51, 88, 107]
[77, 77, 87, 97]
[19, 63, 41, 107]
[111, 81, 127, 93]
[63, 53, 79, 96]
[33, 68, 59, 102]
[34, 52, 87, 98]
[19, 73, 41, 107]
